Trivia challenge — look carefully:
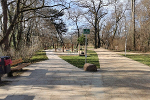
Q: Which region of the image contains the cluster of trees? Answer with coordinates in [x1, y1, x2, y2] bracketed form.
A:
[101, 0, 150, 51]
[0, 0, 149, 59]
[0, 0, 68, 59]
[68, 0, 150, 52]
[67, 0, 109, 49]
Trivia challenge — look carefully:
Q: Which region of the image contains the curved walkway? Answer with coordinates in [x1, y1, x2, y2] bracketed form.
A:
[1, 48, 150, 100]
[95, 48, 150, 100]
[0, 50, 103, 100]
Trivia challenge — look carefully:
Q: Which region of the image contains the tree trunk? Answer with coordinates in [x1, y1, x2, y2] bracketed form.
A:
[97, 21, 101, 48]
[57, 32, 64, 46]
[16, 12, 23, 50]
[98, 32, 101, 48]
[76, 21, 80, 38]
[26, 25, 31, 46]
[1, 0, 9, 51]
[132, 0, 136, 50]
[0, 0, 20, 47]
[94, 17, 98, 49]
[75, 20, 80, 48]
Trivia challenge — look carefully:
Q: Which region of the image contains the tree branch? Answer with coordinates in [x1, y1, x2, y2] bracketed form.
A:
[21, 4, 67, 13]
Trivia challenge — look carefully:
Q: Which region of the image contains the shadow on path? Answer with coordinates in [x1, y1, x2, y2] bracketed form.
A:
[95, 48, 150, 100]
[1, 95, 34, 100]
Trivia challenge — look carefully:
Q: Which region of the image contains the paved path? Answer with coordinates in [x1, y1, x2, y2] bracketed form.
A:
[0, 50, 103, 100]
[95, 48, 150, 100]
[1, 48, 150, 100]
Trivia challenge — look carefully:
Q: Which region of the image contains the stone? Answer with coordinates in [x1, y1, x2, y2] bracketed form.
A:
[84, 63, 97, 72]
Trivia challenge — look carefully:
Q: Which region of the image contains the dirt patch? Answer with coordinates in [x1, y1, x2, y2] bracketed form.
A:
[12, 69, 29, 76]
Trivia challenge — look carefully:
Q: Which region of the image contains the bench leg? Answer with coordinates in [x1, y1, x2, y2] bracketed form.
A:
[0, 74, 2, 83]
[7, 71, 13, 77]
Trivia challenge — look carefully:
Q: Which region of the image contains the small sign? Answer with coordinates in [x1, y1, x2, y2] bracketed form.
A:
[83, 29, 90, 34]
[85, 55, 87, 57]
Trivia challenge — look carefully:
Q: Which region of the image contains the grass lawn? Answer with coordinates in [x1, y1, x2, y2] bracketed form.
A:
[59, 50, 100, 68]
[87, 46, 94, 49]
[123, 54, 150, 66]
[28, 50, 48, 63]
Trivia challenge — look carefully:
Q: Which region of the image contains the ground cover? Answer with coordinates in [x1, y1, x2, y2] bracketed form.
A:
[59, 50, 100, 68]
[0, 50, 48, 85]
[12, 51, 48, 77]
[26, 50, 48, 63]
[123, 54, 150, 66]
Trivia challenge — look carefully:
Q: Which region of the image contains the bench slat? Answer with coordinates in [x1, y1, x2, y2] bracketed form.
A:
[11, 63, 31, 71]
[11, 58, 23, 66]
[7, 58, 30, 77]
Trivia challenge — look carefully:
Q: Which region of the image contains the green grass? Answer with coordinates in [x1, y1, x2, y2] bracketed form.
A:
[87, 46, 94, 49]
[59, 50, 100, 68]
[28, 50, 48, 63]
[123, 54, 150, 66]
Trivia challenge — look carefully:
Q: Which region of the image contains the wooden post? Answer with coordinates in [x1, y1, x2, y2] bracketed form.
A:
[0, 76, 1, 83]
[57, 41, 58, 49]
[0, 58, 5, 83]
[78, 43, 80, 55]
[72, 44, 73, 52]
[55, 44, 57, 52]
[62, 45, 64, 52]
[84, 45, 86, 55]
[0, 74, 1, 83]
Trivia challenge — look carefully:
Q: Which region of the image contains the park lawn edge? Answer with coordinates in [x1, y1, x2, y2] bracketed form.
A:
[25, 50, 48, 63]
[59, 50, 100, 68]
[122, 54, 150, 66]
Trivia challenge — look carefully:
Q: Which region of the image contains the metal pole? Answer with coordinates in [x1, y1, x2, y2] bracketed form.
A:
[85, 34, 87, 63]
[78, 43, 80, 55]
[125, 37, 127, 56]
[125, 16, 127, 56]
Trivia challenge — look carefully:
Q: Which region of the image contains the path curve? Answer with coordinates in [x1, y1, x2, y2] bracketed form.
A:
[0, 49, 103, 100]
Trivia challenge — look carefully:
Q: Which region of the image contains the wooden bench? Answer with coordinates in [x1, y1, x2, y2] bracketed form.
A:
[7, 58, 30, 77]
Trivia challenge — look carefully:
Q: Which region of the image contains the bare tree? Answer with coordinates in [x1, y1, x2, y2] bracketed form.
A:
[131, 0, 136, 50]
[68, 8, 83, 39]
[0, 0, 70, 59]
[0, 0, 69, 51]
[75, 0, 109, 48]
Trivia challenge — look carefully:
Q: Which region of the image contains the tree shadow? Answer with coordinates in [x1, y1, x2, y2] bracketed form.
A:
[95, 48, 150, 99]
[1, 95, 34, 100]
[1, 49, 150, 99]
